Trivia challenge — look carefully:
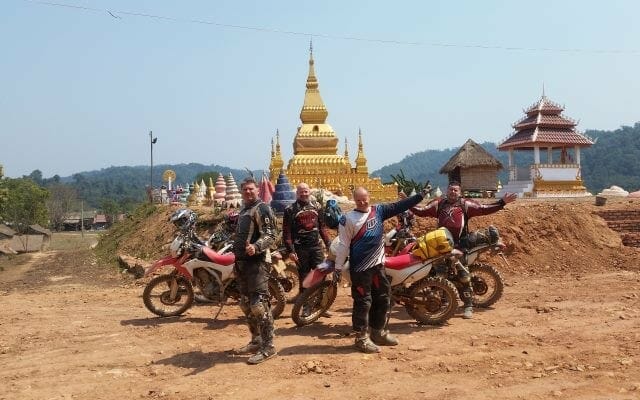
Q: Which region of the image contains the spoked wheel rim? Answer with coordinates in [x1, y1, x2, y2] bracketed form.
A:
[469, 264, 504, 308]
[143, 274, 194, 317]
[291, 281, 336, 326]
[405, 277, 457, 325]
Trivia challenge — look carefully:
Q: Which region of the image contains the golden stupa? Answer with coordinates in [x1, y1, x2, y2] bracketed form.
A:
[268, 46, 397, 202]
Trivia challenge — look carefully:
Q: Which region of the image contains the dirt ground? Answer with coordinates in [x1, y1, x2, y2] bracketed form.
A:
[1, 199, 640, 400]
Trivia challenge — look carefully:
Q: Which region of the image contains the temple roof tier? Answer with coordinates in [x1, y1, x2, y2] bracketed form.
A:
[524, 96, 564, 115]
[498, 127, 594, 150]
[513, 114, 577, 130]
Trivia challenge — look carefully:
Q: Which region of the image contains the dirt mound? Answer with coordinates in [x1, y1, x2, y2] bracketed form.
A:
[100, 199, 640, 276]
[408, 197, 639, 276]
[96, 203, 224, 263]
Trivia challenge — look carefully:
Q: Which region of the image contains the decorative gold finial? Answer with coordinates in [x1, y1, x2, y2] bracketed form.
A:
[310, 38, 313, 58]
[344, 137, 349, 159]
[276, 129, 281, 154]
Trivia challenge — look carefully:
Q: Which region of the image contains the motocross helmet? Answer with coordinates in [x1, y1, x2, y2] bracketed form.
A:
[169, 208, 196, 231]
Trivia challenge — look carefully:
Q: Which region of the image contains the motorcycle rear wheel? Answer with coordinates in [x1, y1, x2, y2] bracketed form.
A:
[469, 263, 504, 308]
[405, 276, 458, 325]
[291, 281, 337, 327]
[143, 274, 194, 317]
[268, 278, 286, 319]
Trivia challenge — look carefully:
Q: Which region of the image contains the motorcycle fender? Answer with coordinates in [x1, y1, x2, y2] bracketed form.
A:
[387, 260, 433, 287]
[145, 256, 178, 277]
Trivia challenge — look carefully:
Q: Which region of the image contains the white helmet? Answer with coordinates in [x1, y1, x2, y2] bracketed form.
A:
[169, 208, 196, 231]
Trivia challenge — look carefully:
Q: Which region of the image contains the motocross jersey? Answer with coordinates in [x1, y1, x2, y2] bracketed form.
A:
[411, 197, 505, 244]
[282, 200, 331, 252]
[334, 194, 424, 273]
[233, 199, 277, 261]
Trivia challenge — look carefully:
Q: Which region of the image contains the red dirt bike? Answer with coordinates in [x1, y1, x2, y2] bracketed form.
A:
[291, 238, 459, 327]
[386, 221, 506, 309]
[142, 209, 286, 319]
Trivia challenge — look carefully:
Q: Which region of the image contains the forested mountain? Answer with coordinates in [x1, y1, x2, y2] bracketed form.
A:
[19, 122, 639, 213]
[372, 122, 640, 195]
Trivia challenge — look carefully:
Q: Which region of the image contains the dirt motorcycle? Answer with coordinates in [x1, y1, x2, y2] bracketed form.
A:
[142, 209, 286, 319]
[208, 210, 299, 302]
[291, 238, 459, 327]
[390, 225, 506, 308]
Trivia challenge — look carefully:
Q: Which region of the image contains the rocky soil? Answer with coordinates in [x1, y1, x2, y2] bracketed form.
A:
[1, 198, 639, 400]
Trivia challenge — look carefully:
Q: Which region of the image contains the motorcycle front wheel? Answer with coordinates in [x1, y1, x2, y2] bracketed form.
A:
[268, 278, 286, 319]
[469, 263, 504, 308]
[291, 281, 337, 327]
[143, 274, 194, 317]
[405, 276, 458, 325]
[282, 267, 300, 303]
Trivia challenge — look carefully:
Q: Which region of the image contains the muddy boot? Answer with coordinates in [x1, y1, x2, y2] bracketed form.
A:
[247, 345, 277, 365]
[234, 336, 262, 354]
[463, 305, 473, 319]
[234, 319, 262, 354]
[354, 329, 380, 353]
[370, 329, 398, 346]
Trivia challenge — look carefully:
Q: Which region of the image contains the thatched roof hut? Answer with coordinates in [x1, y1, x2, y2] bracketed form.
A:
[440, 139, 503, 193]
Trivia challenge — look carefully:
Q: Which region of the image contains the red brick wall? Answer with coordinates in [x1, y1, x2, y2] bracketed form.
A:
[595, 210, 640, 247]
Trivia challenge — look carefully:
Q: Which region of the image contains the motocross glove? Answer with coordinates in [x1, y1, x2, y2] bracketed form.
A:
[420, 180, 432, 198]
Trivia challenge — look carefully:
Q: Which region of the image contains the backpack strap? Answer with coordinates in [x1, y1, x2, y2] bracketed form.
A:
[437, 198, 469, 237]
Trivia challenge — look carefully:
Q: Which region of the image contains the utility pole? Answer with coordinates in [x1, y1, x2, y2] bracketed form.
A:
[80, 200, 84, 238]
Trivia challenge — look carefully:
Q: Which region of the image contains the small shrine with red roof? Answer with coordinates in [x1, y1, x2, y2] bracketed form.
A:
[495, 94, 594, 198]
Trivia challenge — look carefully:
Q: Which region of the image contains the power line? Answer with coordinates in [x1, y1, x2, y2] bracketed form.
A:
[20, 0, 640, 55]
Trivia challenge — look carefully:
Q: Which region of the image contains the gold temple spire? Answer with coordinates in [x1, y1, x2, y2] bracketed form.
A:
[268, 129, 284, 179]
[299, 42, 328, 124]
[271, 47, 397, 201]
[355, 128, 368, 173]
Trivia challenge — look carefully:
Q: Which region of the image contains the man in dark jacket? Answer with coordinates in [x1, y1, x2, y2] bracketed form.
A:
[411, 181, 516, 319]
[283, 182, 332, 300]
[233, 177, 278, 364]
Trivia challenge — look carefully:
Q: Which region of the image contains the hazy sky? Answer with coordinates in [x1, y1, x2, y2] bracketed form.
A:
[2, 0, 639, 179]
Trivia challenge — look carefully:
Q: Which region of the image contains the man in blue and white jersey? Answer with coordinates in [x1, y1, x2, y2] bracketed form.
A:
[334, 186, 427, 353]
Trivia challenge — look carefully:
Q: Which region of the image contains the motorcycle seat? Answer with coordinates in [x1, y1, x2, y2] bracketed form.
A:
[384, 253, 423, 270]
[202, 246, 235, 266]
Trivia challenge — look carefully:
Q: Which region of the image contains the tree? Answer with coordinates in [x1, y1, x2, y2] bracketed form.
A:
[194, 171, 220, 186]
[0, 178, 49, 233]
[46, 183, 78, 231]
[100, 198, 120, 224]
[25, 169, 43, 186]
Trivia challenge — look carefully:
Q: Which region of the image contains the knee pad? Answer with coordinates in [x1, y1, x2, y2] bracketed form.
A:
[456, 262, 470, 283]
[250, 302, 267, 318]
